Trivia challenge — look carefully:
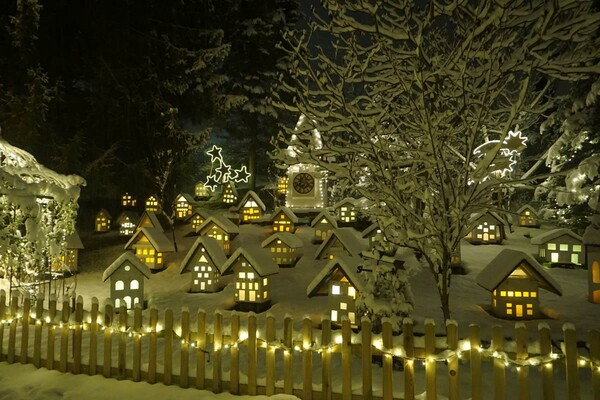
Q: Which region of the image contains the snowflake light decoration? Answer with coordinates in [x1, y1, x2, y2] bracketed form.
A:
[204, 145, 251, 190]
[473, 130, 527, 179]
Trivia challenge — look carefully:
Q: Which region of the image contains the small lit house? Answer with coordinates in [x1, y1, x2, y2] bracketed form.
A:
[134, 210, 169, 233]
[121, 192, 137, 208]
[116, 211, 139, 236]
[57, 231, 84, 272]
[221, 245, 279, 311]
[145, 195, 160, 212]
[315, 227, 367, 260]
[361, 222, 395, 254]
[307, 255, 365, 326]
[196, 214, 240, 255]
[179, 236, 227, 293]
[516, 204, 540, 228]
[195, 181, 210, 198]
[310, 211, 338, 243]
[124, 227, 175, 271]
[234, 190, 266, 223]
[174, 193, 195, 220]
[261, 232, 303, 267]
[476, 249, 562, 319]
[466, 212, 506, 244]
[222, 181, 238, 204]
[185, 209, 210, 231]
[277, 176, 288, 195]
[103, 252, 151, 310]
[94, 209, 112, 233]
[531, 228, 583, 266]
[270, 207, 299, 233]
[333, 198, 359, 224]
[584, 215, 600, 303]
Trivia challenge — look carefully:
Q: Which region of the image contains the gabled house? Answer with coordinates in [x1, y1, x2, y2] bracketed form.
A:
[195, 181, 210, 198]
[196, 214, 240, 255]
[145, 195, 160, 213]
[55, 231, 84, 272]
[466, 212, 506, 244]
[124, 227, 175, 270]
[121, 192, 137, 208]
[103, 252, 151, 310]
[261, 232, 303, 267]
[179, 236, 227, 293]
[94, 209, 112, 233]
[361, 222, 395, 254]
[310, 211, 338, 243]
[270, 207, 299, 233]
[584, 215, 600, 303]
[134, 210, 169, 233]
[476, 249, 563, 319]
[174, 193, 195, 220]
[315, 227, 367, 260]
[333, 198, 359, 224]
[116, 211, 139, 236]
[531, 228, 583, 266]
[222, 181, 238, 204]
[307, 255, 365, 326]
[516, 204, 540, 228]
[221, 245, 279, 311]
[277, 176, 288, 195]
[234, 190, 266, 223]
[185, 209, 210, 231]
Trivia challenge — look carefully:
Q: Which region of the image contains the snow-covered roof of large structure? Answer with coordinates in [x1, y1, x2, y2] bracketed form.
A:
[221, 245, 279, 277]
[315, 228, 367, 259]
[124, 227, 175, 253]
[285, 114, 323, 158]
[476, 249, 562, 296]
[307, 254, 365, 297]
[197, 214, 240, 235]
[102, 252, 152, 281]
[179, 236, 227, 274]
[530, 228, 582, 245]
[261, 232, 303, 249]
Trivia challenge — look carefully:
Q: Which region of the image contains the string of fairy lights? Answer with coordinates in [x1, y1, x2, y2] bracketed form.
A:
[0, 313, 598, 374]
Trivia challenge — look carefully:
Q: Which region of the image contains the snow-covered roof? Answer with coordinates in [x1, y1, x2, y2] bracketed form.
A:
[233, 190, 266, 212]
[116, 211, 139, 225]
[471, 211, 505, 225]
[530, 228, 582, 245]
[516, 204, 538, 215]
[270, 207, 299, 223]
[361, 222, 381, 238]
[310, 211, 338, 228]
[476, 249, 562, 296]
[223, 181, 238, 195]
[175, 193, 195, 204]
[197, 214, 240, 235]
[102, 252, 152, 281]
[333, 198, 359, 210]
[124, 227, 175, 253]
[583, 216, 600, 245]
[184, 209, 211, 223]
[179, 236, 227, 274]
[134, 211, 165, 232]
[306, 255, 365, 297]
[285, 114, 323, 158]
[221, 245, 279, 277]
[360, 250, 402, 268]
[315, 228, 367, 259]
[261, 232, 303, 249]
[96, 208, 112, 219]
[65, 231, 84, 250]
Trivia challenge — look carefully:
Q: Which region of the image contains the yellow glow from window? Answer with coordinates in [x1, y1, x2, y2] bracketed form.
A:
[500, 291, 506, 296]
[507, 291, 513, 297]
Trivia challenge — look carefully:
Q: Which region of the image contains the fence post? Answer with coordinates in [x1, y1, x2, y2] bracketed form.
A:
[321, 317, 332, 400]
[59, 297, 70, 373]
[7, 291, 18, 363]
[46, 294, 57, 370]
[164, 308, 174, 385]
[492, 325, 506, 400]
[103, 299, 113, 378]
[362, 317, 373, 400]
[446, 320, 459, 400]
[425, 319, 436, 400]
[132, 303, 142, 382]
[212, 310, 223, 393]
[33, 293, 44, 367]
[283, 315, 294, 394]
[89, 297, 99, 375]
[118, 303, 128, 380]
[303, 316, 313, 400]
[248, 312, 258, 395]
[382, 319, 393, 400]
[265, 313, 276, 396]
[590, 329, 600, 400]
[403, 318, 415, 400]
[563, 323, 580, 400]
[230, 312, 240, 394]
[515, 323, 529, 400]
[342, 317, 352, 400]
[148, 307, 158, 384]
[72, 296, 84, 374]
[0, 290, 6, 361]
[20, 293, 31, 364]
[469, 324, 482, 400]
[195, 309, 206, 389]
[538, 323, 554, 400]
[180, 307, 190, 388]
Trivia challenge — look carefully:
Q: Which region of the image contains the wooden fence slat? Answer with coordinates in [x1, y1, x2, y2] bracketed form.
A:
[321, 318, 332, 400]
[382, 320, 393, 400]
[403, 318, 415, 400]
[72, 296, 84, 374]
[33, 293, 44, 367]
[563, 323, 580, 400]
[469, 324, 482, 400]
[148, 307, 158, 384]
[362, 318, 373, 400]
[103, 300, 113, 378]
[20, 294, 31, 364]
[164, 308, 174, 385]
[7, 291, 18, 363]
[425, 319, 436, 400]
[447, 320, 459, 400]
[538, 323, 554, 400]
[196, 310, 206, 389]
[515, 323, 529, 400]
[590, 329, 600, 400]
[46, 294, 57, 370]
[89, 298, 99, 375]
[248, 313, 258, 395]
[303, 317, 313, 400]
[212, 311, 223, 393]
[265, 314, 276, 396]
[230, 312, 240, 394]
[283, 315, 293, 394]
[132, 303, 142, 382]
[118, 304, 128, 379]
[59, 298, 70, 373]
[492, 325, 505, 400]
[180, 307, 190, 388]
[0, 291, 6, 361]
[341, 318, 352, 400]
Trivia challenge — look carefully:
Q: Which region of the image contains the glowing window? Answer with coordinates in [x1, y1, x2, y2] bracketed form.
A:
[515, 291, 521, 297]
[115, 281, 124, 291]
[248, 272, 255, 280]
[340, 302, 347, 310]
[263, 278, 268, 286]
[348, 287, 356, 298]
[531, 292, 537, 298]
[331, 310, 338, 321]
[573, 245, 582, 252]
[332, 285, 340, 295]
[523, 292, 529, 297]
[500, 291, 506, 296]
[547, 243, 556, 251]
[239, 272, 246, 279]
[507, 291, 513, 297]
[527, 310, 533, 316]
[560, 244, 568, 251]
[130, 280, 139, 290]
[506, 309, 513, 315]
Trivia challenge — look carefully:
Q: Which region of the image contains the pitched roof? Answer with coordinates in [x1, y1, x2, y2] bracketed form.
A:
[179, 236, 228, 274]
[315, 228, 367, 258]
[261, 232, 303, 249]
[471, 211, 505, 225]
[516, 204, 538, 215]
[223, 181, 238, 195]
[333, 198, 358, 209]
[361, 222, 381, 238]
[175, 192, 195, 204]
[221, 245, 279, 277]
[134, 211, 164, 232]
[116, 211, 139, 225]
[307, 255, 366, 297]
[197, 214, 240, 235]
[530, 228, 582, 245]
[65, 231, 84, 249]
[476, 249, 562, 296]
[102, 252, 152, 281]
[310, 211, 338, 228]
[96, 208, 112, 219]
[184, 209, 211, 223]
[583, 216, 600, 245]
[233, 190, 266, 212]
[124, 227, 175, 253]
[270, 207, 299, 223]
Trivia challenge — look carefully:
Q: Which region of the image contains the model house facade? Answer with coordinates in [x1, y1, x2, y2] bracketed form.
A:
[56, 231, 84, 272]
[315, 228, 367, 260]
[195, 181, 210, 198]
[179, 236, 227, 293]
[174, 193, 195, 220]
[103, 252, 151, 309]
[531, 228, 583, 265]
[94, 209, 112, 233]
[466, 212, 505, 244]
[124, 227, 175, 270]
[134, 211, 167, 233]
[186, 210, 209, 231]
[196, 215, 240, 255]
[261, 232, 303, 266]
[271, 207, 298, 233]
[334, 198, 359, 224]
[362, 222, 395, 254]
[145, 195, 160, 212]
[235, 190, 266, 223]
[517, 204, 540, 227]
[116, 211, 139, 236]
[121, 192, 137, 208]
[310, 211, 338, 243]
[222, 181, 238, 204]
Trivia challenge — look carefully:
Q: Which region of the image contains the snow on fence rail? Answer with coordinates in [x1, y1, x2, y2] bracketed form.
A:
[0, 290, 598, 400]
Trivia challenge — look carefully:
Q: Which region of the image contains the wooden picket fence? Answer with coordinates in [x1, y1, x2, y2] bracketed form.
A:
[0, 290, 599, 400]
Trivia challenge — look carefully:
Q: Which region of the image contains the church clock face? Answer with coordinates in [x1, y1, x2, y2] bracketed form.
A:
[293, 173, 315, 194]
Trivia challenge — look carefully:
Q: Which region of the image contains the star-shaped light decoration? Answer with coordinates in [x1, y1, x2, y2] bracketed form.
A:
[216, 163, 232, 182]
[489, 154, 516, 177]
[231, 166, 251, 183]
[502, 130, 528, 154]
[206, 145, 223, 164]
[204, 174, 221, 191]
